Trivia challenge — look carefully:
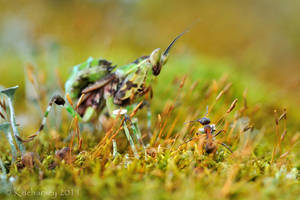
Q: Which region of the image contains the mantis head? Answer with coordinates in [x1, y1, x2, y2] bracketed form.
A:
[150, 30, 187, 76]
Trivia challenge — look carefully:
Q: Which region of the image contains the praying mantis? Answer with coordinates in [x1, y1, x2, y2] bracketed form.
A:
[17, 30, 188, 155]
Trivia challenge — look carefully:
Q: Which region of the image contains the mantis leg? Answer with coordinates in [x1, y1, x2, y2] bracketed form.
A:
[128, 117, 146, 157]
[130, 118, 144, 145]
[82, 106, 97, 122]
[17, 95, 65, 142]
[105, 96, 119, 118]
[123, 115, 139, 159]
[112, 139, 119, 158]
[146, 102, 152, 138]
[105, 96, 139, 158]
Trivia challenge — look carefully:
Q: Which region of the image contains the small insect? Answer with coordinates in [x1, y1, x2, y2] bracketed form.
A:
[18, 29, 189, 143]
[183, 109, 232, 154]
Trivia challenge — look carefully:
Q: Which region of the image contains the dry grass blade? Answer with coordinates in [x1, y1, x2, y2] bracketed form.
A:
[274, 110, 279, 125]
[216, 83, 232, 101]
[0, 99, 6, 111]
[74, 115, 81, 150]
[271, 110, 280, 163]
[215, 90, 224, 101]
[66, 93, 74, 107]
[226, 98, 238, 113]
[0, 111, 5, 120]
[189, 80, 199, 91]
[279, 109, 287, 121]
[76, 94, 86, 109]
[280, 130, 288, 142]
[279, 151, 289, 158]
[95, 102, 144, 156]
[130, 101, 144, 118]
[91, 113, 124, 158]
[165, 113, 180, 139]
[26, 64, 36, 85]
[179, 75, 187, 88]
[223, 82, 232, 93]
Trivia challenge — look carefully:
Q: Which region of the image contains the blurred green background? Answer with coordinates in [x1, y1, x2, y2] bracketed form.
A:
[0, 0, 299, 117]
[0, 2, 300, 199]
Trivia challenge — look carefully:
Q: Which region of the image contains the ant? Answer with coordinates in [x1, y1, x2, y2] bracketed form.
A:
[183, 108, 232, 154]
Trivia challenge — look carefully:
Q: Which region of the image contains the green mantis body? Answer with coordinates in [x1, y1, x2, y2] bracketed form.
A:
[65, 31, 186, 122]
[18, 31, 186, 145]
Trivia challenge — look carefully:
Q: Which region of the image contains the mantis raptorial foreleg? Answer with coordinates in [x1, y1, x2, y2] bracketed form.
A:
[17, 95, 65, 142]
[128, 117, 146, 157]
[123, 116, 139, 159]
[145, 101, 152, 138]
[105, 95, 140, 158]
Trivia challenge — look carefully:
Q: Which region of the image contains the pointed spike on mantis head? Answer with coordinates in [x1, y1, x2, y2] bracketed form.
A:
[151, 30, 188, 76]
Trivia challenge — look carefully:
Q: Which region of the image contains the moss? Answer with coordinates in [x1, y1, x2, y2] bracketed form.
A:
[0, 54, 299, 199]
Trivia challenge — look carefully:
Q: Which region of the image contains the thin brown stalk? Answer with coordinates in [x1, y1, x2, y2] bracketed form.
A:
[271, 110, 279, 163]
[0, 99, 6, 112]
[66, 93, 74, 107]
[0, 111, 5, 120]
[226, 99, 238, 113]
[165, 112, 180, 139]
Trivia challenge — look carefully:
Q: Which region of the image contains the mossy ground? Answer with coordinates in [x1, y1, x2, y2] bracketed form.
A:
[0, 54, 299, 200]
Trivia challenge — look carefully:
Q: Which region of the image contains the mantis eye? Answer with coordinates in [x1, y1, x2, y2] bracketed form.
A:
[149, 48, 161, 66]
